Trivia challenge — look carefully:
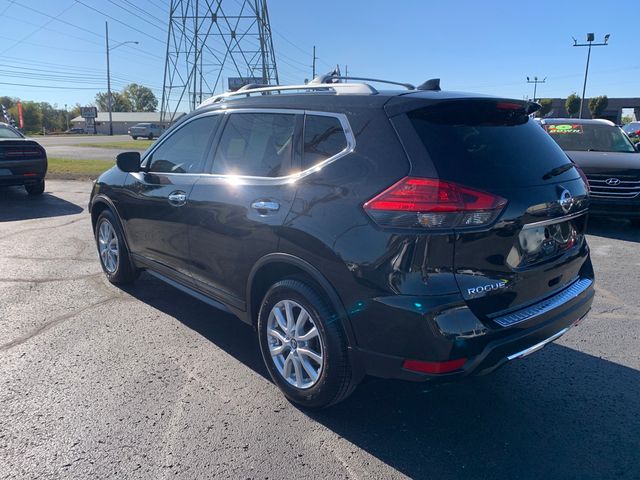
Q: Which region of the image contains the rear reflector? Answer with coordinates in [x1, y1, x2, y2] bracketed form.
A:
[363, 177, 507, 229]
[403, 357, 467, 374]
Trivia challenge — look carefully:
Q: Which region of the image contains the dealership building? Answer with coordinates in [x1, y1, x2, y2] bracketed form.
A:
[70, 111, 186, 135]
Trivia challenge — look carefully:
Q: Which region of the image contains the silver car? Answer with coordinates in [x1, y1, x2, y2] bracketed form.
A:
[128, 123, 162, 140]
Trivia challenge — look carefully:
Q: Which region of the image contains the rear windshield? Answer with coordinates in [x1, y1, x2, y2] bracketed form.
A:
[544, 123, 636, 153]
[0, 125, 23, 138]
[407, 101, 577, 188]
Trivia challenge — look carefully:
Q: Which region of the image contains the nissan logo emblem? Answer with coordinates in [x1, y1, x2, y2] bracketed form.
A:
[605, 178, 621, 186]
[559, 188, 574, 214]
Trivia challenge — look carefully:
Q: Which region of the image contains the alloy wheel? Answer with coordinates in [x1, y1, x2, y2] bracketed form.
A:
[98, 220, 119, 274]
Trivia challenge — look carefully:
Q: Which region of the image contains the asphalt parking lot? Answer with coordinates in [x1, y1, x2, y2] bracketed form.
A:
[1, 180, 639, 480]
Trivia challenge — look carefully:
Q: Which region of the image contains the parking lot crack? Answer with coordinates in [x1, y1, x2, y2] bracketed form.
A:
[0, 296, 119, 353]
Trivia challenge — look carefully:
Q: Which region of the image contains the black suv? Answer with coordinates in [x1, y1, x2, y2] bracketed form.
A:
[89, 77, 595, 408]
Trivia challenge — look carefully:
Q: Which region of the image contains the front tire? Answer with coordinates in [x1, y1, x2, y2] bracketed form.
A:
[257, 279, 355, 408]
[25, 179, 45, 196]
[132, 136, 138, 140]
[147, 134, 153, 140]
[94, 210, 138, 284]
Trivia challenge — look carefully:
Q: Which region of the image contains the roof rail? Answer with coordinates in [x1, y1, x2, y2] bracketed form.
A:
[197, 82, 378, 108]
[310, 74, 415, 90]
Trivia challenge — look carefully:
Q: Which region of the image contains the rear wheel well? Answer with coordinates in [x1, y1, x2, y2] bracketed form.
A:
[249, 262, 324, 326]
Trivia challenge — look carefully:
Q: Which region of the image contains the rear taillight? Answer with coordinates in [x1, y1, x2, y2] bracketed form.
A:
[403, 357, 467, 374]
[363, 177, 507, 229]
[574, 165, 589, 193]
[3, 148, 44, 158]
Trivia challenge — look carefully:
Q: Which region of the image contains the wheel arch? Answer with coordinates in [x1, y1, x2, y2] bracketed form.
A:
[90, 195, 133, 254]
[246, 253, 356, 346]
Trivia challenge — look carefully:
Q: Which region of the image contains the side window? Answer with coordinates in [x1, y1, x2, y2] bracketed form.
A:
[212, 113, 297, 177]
[302, 114, 347, 170]
[148, 115, 219, 174]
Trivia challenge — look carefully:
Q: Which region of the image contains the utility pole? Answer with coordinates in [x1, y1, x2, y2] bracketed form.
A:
[526, 76, 546, 102]
[105, 22, 138, 135]
[105, 21, 112, 136]
[573, 33, 610, 118]
[64, 104, 69, 130]
[312, 45, 316, 78]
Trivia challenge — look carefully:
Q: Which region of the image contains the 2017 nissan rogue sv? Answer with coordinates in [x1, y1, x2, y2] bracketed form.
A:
[89, 77, 595, 408]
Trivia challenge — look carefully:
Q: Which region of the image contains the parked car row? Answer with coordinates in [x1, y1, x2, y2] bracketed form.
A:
[89, 78, 595, 408]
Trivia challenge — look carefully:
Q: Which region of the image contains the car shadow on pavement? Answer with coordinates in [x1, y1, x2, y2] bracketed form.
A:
[121, 274, 640, 479]
[0, 186, 84, 222]
[587, 216, 640, 242]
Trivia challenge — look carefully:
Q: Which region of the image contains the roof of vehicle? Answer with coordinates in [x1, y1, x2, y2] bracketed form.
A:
[540, 118, 616, 126]
[193, 76, 532, 119]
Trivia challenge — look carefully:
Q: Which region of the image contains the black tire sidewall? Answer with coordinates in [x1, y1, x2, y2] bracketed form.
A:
[257, 280, 351, 408]
[95, 210, 135, 283]
[25, 179, 45, 195]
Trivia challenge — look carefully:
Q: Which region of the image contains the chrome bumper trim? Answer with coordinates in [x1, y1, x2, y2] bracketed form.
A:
[494, 277, 593, 328]
[507, 327, 570, 361]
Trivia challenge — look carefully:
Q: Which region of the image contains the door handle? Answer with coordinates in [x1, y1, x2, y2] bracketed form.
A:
[251, 200, 280, 213]
[168, 191, 187, 207]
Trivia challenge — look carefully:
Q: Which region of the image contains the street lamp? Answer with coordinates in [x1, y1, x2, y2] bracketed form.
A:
[573, 33, 610, 118]
[105, 21, 138, 135]
[526, 76, 546, 103]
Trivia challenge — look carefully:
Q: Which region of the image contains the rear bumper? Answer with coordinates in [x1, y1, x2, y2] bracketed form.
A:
[0, 159, 47, 187]
[350, 276, 595, 382]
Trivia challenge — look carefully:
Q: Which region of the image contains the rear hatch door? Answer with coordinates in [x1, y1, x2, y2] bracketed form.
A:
[395, 98, 591, 323]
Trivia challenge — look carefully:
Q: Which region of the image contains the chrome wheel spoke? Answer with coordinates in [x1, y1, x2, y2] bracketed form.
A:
[291, 354, 303, 388]
[297, 326, 318, 342]
[297, 347, 322, 365]
[97, 220, 119, 274]
[267, 328, 287, 344]
[294, 310, 308, 337]
[273, 307, 287, 332]
[284, 300, 295, 335]
[299, 356, 319, 382]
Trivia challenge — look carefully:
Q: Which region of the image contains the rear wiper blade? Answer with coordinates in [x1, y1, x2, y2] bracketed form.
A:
[542, 163, 575, 180]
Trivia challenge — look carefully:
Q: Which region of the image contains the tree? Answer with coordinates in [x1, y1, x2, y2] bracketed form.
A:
[95, 91, 132, 112]
[565, 93, 581, 118]
[95, 83, 157, 112]
[588, 95, 608, 119]
[537, 98, 553, 118]
[123, 83, 157, 112]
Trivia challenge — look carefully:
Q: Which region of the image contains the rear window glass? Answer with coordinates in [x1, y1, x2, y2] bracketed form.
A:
[0, 125, 22, 138]
[544, 123, 635, 153]
[407, 101, 577, 188]
[302, 115, 347, 169]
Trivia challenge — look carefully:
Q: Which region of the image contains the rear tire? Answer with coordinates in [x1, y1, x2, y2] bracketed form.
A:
[147, 134, 153, 140]
[94, 209, 138, 284]
[132, 136, 138, 140]
[25, 179, 45, 196]
[257, 279, 356, 408]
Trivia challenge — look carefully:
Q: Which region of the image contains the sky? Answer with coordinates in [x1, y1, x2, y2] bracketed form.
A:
[0, 0, 636, 112]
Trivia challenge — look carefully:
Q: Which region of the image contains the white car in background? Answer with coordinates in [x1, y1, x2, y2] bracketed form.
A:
[128, 123, 162, 140]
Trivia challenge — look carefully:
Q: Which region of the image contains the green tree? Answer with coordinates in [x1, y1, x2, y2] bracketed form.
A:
[537, 98, 553, 118]
[565, 93, 581, 118]
[123, 83, 158, 112]
[588, 95, 608, 118]
[95, 91, 132, 112]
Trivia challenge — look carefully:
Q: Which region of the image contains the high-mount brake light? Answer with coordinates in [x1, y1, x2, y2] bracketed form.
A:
[363, 177, 507, 229]
[495, 102, 524, 111]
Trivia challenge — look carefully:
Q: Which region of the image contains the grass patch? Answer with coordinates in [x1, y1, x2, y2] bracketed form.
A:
[80, 140, 154, 150]
[47, 157, 115, 180]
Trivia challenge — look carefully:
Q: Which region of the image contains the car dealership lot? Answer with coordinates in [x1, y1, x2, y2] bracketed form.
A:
[1, 180, 639, 480]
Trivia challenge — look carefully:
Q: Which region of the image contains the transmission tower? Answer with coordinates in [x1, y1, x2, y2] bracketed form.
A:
[160, 0, 279, 123]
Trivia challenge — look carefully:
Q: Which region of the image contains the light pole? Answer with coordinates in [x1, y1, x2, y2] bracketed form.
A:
[105, 21, 138, 135]
[64, 104, 69, 130]
[526, 76, 546, 102]
[573, 33, 610, 118]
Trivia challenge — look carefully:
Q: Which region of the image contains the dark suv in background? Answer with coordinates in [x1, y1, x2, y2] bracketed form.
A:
[542, 118, 640, 224]
[90, 77, 594, 408]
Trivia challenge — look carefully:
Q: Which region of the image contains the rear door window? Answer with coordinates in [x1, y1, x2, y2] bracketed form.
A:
[302, 114, 347, 170]
[406, 100, 577, 188]
[211, 112, 298, 177]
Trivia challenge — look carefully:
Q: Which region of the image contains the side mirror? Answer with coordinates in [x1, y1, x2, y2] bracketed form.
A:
[116, 151, 141, 172]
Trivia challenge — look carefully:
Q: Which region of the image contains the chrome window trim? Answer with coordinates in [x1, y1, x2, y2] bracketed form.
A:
[522, 209, 588, 229]
[141, 108, 355, 185]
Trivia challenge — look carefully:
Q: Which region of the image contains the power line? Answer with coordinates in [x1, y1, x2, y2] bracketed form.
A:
[106, 0, 166, 32]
